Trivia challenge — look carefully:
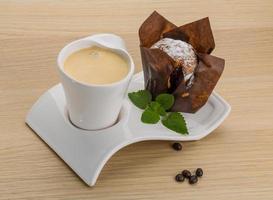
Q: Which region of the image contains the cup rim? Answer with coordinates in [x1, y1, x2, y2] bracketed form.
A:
[57, 34, 135, 88]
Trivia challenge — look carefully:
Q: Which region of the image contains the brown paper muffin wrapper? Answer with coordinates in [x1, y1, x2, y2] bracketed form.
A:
[139, 11, 225, 113]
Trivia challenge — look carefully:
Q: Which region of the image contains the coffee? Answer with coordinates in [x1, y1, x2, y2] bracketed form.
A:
[64, 46, 129, 85]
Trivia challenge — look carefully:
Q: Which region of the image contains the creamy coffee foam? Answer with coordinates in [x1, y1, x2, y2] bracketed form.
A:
[64, 46, 129, 85]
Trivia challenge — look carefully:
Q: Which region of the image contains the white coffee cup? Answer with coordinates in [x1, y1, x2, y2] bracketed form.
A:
[57, 34, 135, 130]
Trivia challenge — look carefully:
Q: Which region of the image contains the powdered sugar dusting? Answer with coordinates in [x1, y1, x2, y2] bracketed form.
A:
[151, 38, 197, 85]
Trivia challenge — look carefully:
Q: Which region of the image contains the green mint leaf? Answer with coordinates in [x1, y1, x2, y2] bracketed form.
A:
[161, 112, 188, 134]
[149, 101, 166, 116]
[155, 93, 175, 110]
[128, 90, 152, 109]
[141, 107, 160, 124]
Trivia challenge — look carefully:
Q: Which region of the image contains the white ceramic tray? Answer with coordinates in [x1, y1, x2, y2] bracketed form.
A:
[26, 72, 230, 186]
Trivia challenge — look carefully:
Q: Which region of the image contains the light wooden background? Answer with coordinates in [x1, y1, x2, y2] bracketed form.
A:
[1, 0, 273, 199]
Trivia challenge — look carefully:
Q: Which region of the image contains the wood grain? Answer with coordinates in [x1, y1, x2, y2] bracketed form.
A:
[1, 0, 273, 199]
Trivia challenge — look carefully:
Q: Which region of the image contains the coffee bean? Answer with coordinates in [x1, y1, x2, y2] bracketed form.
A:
[196, 168, 203, 177]
[172, 142, 182, 151]
[189, 175, 198, 184]
[182, 170, 191, 178]
[175, 174, 185, 182]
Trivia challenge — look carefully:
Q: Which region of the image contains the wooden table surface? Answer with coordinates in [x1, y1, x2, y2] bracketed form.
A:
[1, 0, 273, 199]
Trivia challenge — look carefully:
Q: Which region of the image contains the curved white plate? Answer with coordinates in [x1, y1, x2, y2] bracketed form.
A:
[26, 72, 230, 186]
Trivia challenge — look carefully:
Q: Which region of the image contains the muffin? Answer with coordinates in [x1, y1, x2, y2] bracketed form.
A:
[139, 11, 225, 113]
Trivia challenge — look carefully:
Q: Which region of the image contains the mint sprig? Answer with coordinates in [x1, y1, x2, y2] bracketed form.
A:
[155, 93, 174, 110]
[162, 112, 188, 134]
[141, 107, 160, 124]
[149, 102, 166, 116]
[128, 90, 188, 135]
[128, 90, 152, 109]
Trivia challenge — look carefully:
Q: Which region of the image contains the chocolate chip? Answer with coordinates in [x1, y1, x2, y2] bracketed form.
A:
[196, 168, 203, 177]
[175, 174, 185, 182]
[189, 175, 198, 184]
[182, 170, 191, 178]
[168, 67, 184, 93]
[172, 142, 182, 151]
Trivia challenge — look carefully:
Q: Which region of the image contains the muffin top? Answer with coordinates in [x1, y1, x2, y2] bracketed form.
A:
[151, 38, 198, 84]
